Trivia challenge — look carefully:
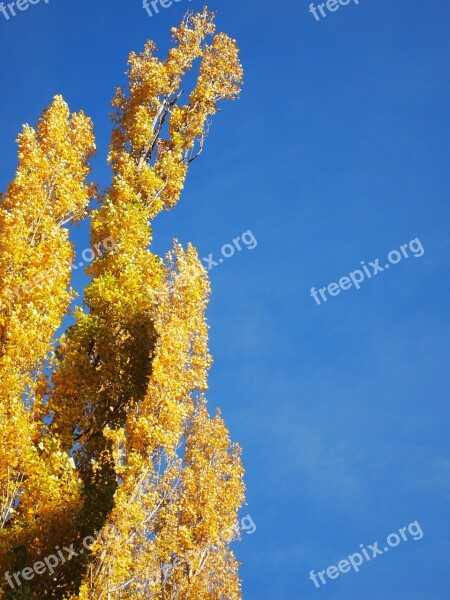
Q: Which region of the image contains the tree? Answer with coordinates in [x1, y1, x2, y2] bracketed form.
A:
[0, 8, 245, 599]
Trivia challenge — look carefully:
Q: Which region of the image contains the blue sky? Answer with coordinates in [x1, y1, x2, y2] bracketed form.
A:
[1, 0, 449, 598]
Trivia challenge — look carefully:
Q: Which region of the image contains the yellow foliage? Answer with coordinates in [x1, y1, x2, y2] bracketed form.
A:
[0, 8, 245, 599]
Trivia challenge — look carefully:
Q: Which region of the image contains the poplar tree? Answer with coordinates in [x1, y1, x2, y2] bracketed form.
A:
[0, 9, 245, 599]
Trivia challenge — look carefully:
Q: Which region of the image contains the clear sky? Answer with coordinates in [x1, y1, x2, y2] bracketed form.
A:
[1, 0, 449, 598]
